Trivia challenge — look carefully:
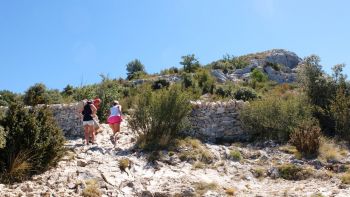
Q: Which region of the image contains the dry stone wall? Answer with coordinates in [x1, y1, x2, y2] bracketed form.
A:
[187, 99, 248, 143]
[1, 100, 247, 141]
[49, 103, 84, 137]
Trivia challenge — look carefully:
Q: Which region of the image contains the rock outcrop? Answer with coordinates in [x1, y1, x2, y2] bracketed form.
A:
[213, 49, 302, 84]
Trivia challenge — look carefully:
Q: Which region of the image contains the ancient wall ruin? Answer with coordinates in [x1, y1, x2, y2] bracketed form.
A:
[187, 100, 247, 143]
[1, 100, 247, 142]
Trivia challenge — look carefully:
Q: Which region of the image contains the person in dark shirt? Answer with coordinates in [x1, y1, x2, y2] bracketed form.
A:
[82, 100, 97, 145]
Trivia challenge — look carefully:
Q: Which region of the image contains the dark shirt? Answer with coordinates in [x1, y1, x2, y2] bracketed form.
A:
[82, 104, 93, 121]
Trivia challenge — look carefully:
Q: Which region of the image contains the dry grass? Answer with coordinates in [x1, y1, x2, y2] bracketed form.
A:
[225, 187, 236, 196]
[279, 145, 298, 155]
[176, 137, 214, 164]
[251, 167, 265, 178]
[228, 150, 242, 161]
[82, 179, 102, 197]
[119, 158, 131, 172]
[1, 150, 34, 183]
[318, 137, 345, 162]
[341, 171, 350, 184]
[192, 161, 205, 169]
[194, 181, 218, 196]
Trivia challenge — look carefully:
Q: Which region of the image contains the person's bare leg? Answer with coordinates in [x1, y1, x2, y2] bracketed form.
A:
[114, 124, 120, 144]
[84, 125, 89, 145]
[90, 125, 95, 144]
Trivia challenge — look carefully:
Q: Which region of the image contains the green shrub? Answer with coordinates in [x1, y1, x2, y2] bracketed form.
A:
[233, 87, 257, 101]
[229, 150, 242, 161]
[0, 126, 5, 149]
[0, 102, 65, 183]
[290, 119, 321, 158]
[240, 95, 313, 142]
[23, 83, 52, 105]
[129, 86, 191, 151]
[278, 163, 312, 180]
[331, 86, 350, 139]
[152, 79, 170, 90]
[195, 69, 215, 94]
[265, 62, 281, 71]
[0, 90, 19, 106]
[251, 69, 268, 83]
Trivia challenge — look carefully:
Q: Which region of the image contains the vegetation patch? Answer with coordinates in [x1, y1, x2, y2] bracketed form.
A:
[278, 163, 313, 180]
[194, 181, 218, 196]
[176, 137, 214, 164]
[318, 137, 345, 163]
[240, 95, 312, 142]
[228, 150, 242, 161]
[341, 171, 350, 184]
[225, 187, 236, 196]
[0, 102, 65, 183]
[290, 119, 321, 158]
[82, 179, 102, 197]
[129, 86, 191, 151]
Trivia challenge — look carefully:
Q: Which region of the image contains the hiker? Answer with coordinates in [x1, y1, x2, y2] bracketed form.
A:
[107, 100, 122, 144]
[82, 100, 97, 145]
[93, 98, 102, 134]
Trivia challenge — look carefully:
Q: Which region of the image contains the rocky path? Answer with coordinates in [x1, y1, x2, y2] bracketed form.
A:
[1, 120, 350, 196]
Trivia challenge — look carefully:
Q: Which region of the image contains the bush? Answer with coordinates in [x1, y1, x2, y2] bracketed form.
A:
[0, 126, 5, 149]
[23, 83, 51, 106]
[290, 119, 321, 158]
[0, 90, 19, 106]
[278, 163, 312, 180]
[0, 102, 65, 183]
[152, 79, 170, 90]
[195, 69, 215, 94]
[228, 150, 242, 161]
[233, 87, 257, 101]
[240, 95, 313, 142]
[331, 86, 350, 139]
[250, 69, 268, 83]
[265, 62, 281, 71]
[129, 86, 191, 151]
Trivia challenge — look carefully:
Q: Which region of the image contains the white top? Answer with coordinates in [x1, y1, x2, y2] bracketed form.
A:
[110, 105, 121, 116]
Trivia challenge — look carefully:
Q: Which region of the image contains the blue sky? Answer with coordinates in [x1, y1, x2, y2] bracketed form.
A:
[0, 0, 349, 93]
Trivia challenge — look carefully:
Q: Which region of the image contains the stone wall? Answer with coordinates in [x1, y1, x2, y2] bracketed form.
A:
[49, 103, 84, 137]
[187, 99, 247, 143]
[0, 103, 84, 137]
[1, 100, 247, 142]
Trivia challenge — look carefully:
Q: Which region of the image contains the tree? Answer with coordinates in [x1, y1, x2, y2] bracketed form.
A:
[180, 54, 200, 73]
[126, 59, 146, 80]
[23, 83, 50, 106]
[0, 90, 19, 106]
[62, 85, 74, 96]
[297, 55, 334, 109]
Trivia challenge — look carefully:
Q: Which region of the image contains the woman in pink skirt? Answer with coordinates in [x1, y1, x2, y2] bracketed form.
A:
[107, 100, 122, 144]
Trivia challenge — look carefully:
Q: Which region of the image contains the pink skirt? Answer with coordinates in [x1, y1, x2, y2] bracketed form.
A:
[107, 115, 122, 124]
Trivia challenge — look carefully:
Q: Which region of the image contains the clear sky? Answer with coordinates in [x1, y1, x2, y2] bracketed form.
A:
[0, 0, 349, 93]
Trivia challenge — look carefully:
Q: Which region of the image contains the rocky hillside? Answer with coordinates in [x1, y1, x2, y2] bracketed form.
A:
[1, 119, 350, 197]
[212, 49, 302, 84]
